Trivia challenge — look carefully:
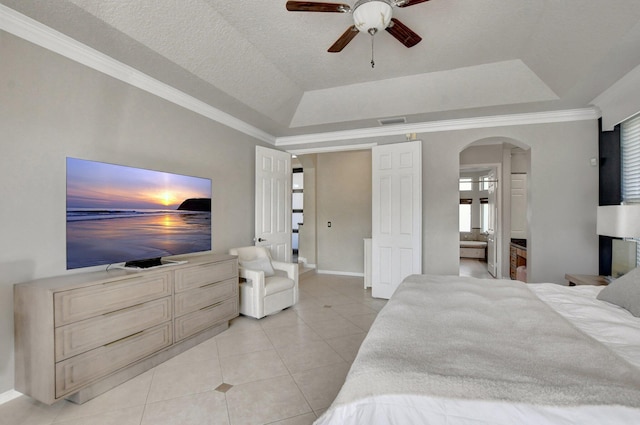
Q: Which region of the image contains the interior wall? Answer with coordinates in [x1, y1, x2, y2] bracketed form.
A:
[316, 150, 372, 274]
[511, 148, 529, 173]
[0, 32, 262, 393]
[419, 120, 599, 283]
[298, 154, 318, 266]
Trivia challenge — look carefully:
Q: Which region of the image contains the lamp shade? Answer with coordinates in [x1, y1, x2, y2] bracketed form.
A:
[597, 205, 640, 238]
[353, 0, 393, 33]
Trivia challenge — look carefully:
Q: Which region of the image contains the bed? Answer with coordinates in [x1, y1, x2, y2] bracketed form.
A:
[314, 273, 640, 425]
[460, 240, 487, 259]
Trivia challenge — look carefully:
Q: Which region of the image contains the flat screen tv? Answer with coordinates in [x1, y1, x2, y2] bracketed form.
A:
[66, 157, 212, 269]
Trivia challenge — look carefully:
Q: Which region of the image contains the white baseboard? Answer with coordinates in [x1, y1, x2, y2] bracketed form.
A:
[316, 270, 364, 277]
[297, 258, 316, 269]
[0, 390, 22, 405]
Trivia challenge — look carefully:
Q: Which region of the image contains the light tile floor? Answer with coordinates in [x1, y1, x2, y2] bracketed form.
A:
[2, 273, 386, 425]
[459, 258, 495, 279]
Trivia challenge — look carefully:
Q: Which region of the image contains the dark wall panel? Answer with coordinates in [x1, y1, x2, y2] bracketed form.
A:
[598, 118, 621, 276]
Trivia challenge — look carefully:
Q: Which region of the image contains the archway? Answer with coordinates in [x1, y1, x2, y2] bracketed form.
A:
[459, 137, 531, 281]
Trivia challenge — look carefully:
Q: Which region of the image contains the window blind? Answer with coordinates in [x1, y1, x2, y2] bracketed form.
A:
[621, 113, 640, 263]
[622, 114, 640, 202]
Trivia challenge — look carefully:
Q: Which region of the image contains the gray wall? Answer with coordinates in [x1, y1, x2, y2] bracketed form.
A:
[316, 150, 372, 274]
[298, 155, 318, 266]
[419, 121, 599, 283]
[0, 32, 262, 393]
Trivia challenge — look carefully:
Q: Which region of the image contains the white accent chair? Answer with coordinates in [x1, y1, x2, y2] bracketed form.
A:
[229, 246, 299, 319]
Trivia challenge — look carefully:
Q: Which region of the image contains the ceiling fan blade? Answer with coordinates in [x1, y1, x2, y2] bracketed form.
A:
[328, 25, 359, 52]
[395, 0, 431, 7]
[286, 1, 350, 12]
[385, 18, 422, 48]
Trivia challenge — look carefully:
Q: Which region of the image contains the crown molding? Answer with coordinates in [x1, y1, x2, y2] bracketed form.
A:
[286, 142, 378, 156]
[0, 5, 276, 145]
[275, 108, 601, 146]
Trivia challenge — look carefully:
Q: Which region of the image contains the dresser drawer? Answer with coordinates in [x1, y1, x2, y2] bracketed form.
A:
[55, 297, 172, 361]
[174, 298, 238, 342]
[55, 322, 172, 398]
[174, 260, 237, 293]
[54, 273, 172, 326]
[174, 278, 237, 317]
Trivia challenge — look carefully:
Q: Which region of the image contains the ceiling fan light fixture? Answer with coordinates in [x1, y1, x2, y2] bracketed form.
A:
[353, 0, 393, 34]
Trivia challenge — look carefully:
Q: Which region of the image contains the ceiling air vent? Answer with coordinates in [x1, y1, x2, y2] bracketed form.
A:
[378, 117, 407, 126]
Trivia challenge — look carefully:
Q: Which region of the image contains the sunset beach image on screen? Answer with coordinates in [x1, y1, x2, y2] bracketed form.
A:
[66, 157, 212, 269]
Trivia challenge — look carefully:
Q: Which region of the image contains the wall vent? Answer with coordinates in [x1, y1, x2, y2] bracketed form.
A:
[378, 117, 407, 126]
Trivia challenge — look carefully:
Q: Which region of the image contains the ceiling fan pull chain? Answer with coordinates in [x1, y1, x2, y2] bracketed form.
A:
[371, 33, 375, 68]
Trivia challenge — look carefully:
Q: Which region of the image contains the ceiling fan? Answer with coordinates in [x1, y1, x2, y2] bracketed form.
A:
[286, 0, 429, 66]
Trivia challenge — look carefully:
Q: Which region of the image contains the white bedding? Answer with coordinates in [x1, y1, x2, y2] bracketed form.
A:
[314, 278, 640, 425]
[529, 284, 640, 371]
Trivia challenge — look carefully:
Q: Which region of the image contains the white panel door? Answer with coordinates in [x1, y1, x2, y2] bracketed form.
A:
[510, 173, 528, 239]
[255, 146, 292, 262]
[372, 141, 422, 299]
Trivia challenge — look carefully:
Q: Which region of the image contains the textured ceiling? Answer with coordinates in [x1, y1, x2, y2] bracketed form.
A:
[3, 0, 640, 139]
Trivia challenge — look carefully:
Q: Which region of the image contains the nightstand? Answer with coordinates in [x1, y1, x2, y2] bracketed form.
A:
[564, 274, 610, 286]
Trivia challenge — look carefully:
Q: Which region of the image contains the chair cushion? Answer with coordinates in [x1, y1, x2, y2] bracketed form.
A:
[264, 276, 295, 296]
[240, 257, 275, 277]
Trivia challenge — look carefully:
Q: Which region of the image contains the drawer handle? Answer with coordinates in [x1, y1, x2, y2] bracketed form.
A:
[200, 301, 224, 311]
[102, 302, 145, 316]
[199, 279, 234, 290]
[104, 330, 144, 347]
[101, 273, 168, 285]
[101, 275, 146, 285]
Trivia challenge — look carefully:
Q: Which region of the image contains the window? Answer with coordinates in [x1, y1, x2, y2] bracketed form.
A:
[459, 177, 473, 191]
[622, 114, 640, 202]
[621, 113, 640, 263]
[459, 199, 472, 232]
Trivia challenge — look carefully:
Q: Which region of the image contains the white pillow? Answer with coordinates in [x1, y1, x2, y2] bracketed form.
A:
[597, 267, 640, 317]
[240, 257, 275, 277]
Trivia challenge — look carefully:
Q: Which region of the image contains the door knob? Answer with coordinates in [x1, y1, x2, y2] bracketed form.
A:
[257, 238, 267, 242]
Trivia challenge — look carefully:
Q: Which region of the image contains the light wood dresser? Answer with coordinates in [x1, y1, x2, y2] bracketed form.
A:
[14, 253, 238, 405]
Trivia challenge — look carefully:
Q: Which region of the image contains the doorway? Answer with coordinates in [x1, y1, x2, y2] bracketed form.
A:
[459, 165, 498, 279]
[292, 164, 303, 263]
[459, 141, 531, 281]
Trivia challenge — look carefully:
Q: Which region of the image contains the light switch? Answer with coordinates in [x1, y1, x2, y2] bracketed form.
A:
[328, 221, 331, 227]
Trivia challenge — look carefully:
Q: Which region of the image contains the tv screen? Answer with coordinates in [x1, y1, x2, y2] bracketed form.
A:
[66, 157, 212, 269]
